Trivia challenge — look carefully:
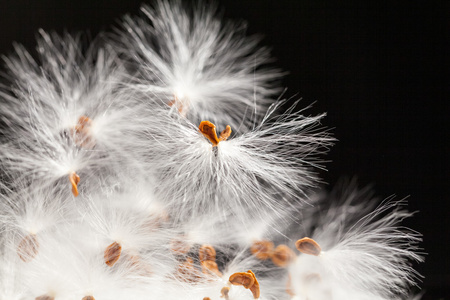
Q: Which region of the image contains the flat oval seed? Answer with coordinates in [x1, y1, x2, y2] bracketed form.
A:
[35, 295, 54, 300]
[229, 271, 255, 289]
[69, 171, 81, 197]
[250, 240, 274, 260]
[203, 298, 211, 300]
[104, 242, 122, 267]
[295, 237, 322, 256]
[17, 234, 39, 262]
[199, 244, 216, 262]
[221, 287, 230, 299]
[199, 121, 220, 146]
[271, 244, 295, 267]
[82, 296, 95, 300]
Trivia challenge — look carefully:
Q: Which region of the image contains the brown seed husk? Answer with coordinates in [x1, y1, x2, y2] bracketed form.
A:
[295, 237, 322, 256]
[250, 240, 274, 260]
[104, 241, 122, 267]
[199, 244, 216, 262]
[17, 234, 39, 262]
[271, 244, 295, 267]
[69, 171, 81, 197]
[35, 295, 54, 300]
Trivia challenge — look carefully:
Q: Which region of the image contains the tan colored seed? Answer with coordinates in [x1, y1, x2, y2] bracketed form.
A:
[229, 270, 255, 289]
[69, 171, 80, 197]
[71, 116, 94, 148]
[201, 260, 222, 277]
[35, 295, 54, 300]
[295, 237, 322, 256]
[219, 125, 232, 142]
[271, 244, 295, 267]
[17, 234, 39, 262]
[203, 298, 211, 300]
[82, 296, 95, 300]
[229, 270, 260, 299]
[248, 270, 260, 299]
[104, 241, 122, 267]
[250, 240, 274, 260]
[199, 121, 231, 146]
[199, 244, 216, 262]
[221, 286, 230, 299]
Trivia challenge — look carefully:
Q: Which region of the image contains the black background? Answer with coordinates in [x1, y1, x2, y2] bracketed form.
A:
[0, 0, 448, 298]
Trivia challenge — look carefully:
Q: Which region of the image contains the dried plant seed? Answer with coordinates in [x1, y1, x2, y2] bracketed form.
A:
[69, 171, 80, 197]
[295, 237, 322, 256]
[199, 121, 220, 146]
[104, 241, 122, 267]
[271, 244, 295, 267]
[71, 116, 94, 148]
[201, 260, 222, 277]
[221, 286, 230, 299]
[219, 125, 232, 141]
[35, 295, 54, 300]
[17, 234, 39, 262]
[82, 296, 95, 300]
[199, 244, 216, 262]
[229, 271, 255, 289]
[250, 240, 274, 260]
[247, 270, 260, 299]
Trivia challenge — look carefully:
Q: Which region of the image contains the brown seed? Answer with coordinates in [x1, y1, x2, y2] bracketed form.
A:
[229, 270, 260, 299]
[170, 238, 191, 255]
[104, 241, 122, 267]
[71, 116, 94, 148]
[69, 171, 80, 197]
[219, 125, 232, 142]
[199, 244, 216, 262]
[201, 260, 222, 277]
[295, 237, 322, 256]
[82, 296, 95, 300]
[250, 240, 274, 260]
[248, 270, 260, 299]
[17, 234, 39, 262]
[271, 244, 295, 267]
[229, 271, 255, 289]
[198, 121, 231, 147]
[35, 295, 54, 300]
[221, 286, 230, 300]
[203, 298, 211, 300]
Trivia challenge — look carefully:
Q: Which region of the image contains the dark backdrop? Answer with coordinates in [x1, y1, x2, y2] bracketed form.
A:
[0, 0, 448, 298]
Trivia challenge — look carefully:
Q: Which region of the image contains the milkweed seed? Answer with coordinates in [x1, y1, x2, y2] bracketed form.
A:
[271, 244, 295, 267]
[250, 240, 274, 260]
[35, 295, 54, 300]
[201, 260, 222, 277]
[199, 121, 231, 146]
[221, 286, 230, 299]
[219, 125, 232, 142]
[17, 234, 39, 262]
[295, 237, 322, 256]
[203, 298, 211, 300]
[199, 244, 216, 262]
[104, 241, 122, 267]
[229, 270, 255, 289]
[69, 171, 80, 197]
[71, 116, 94, 148]
[82, 296, 95, 300]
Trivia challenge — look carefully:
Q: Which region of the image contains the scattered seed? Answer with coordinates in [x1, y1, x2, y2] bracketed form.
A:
[271, 244, 295, 267]
[201, 260, 222, 277]
[248, 270, 260, 299]
[35, 295, 54, 300]
[71, 116, 94, 148]
[219, 125, 232, 142]
[104, 241, 122, 267]
[229, 270, 255, 289]
[199, 121, 231, 146]
[250, 240, 274, 260]
[199, 244, 216, 262]
[17, 234, 39, 262]
[82, 296, 95, 300]
[221, 286, 230, 300]
[69, 171, 80, 197]
[203, 298, 211, 300]
[295, 237, 322, 256]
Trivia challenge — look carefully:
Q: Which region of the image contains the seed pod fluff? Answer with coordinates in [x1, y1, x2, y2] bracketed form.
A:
[0, 1, 422, 300]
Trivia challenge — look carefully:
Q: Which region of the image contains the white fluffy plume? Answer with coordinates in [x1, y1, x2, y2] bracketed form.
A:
[0, 1, 422, 300]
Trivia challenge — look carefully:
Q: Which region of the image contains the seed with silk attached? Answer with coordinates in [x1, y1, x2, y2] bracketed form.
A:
[295, 237, 322, 256]
[250, 240, 274, 260]
[69, 171, 80, 197]
[199, 121, 231, 146]
[104, 242, 122, 267]
[271, 244, 295, 267]
[17, 234, 39, 262]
